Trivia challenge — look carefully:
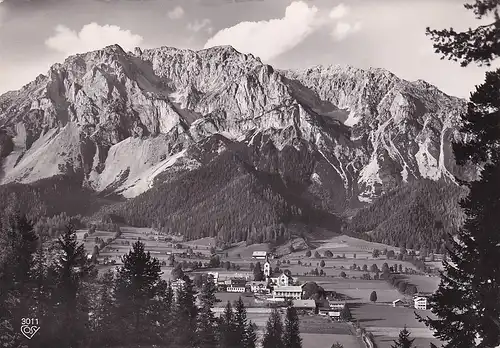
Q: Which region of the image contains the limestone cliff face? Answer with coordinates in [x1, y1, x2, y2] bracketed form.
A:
[0, 44, 466, 203]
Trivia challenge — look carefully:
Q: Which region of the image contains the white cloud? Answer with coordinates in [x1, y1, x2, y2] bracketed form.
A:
[329, 3, 349, 19]
[187, 19, 213, 34]
[168, 6, 184, 20]
[45, 23, 143, 57]
[331, 21, 362, 41]
[203, 1, 322, 61]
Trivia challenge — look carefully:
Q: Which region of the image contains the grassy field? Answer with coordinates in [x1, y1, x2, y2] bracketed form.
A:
[213, 310, 361, 348]
[350, 303, 441, 348]
[403, 274, 441, 293]
[302, 333, 360, 348]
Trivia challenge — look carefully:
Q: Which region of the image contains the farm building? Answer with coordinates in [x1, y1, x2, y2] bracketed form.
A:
[393, 299, 405, 307]
[272, 285, 303, 300]
[328, 311, 342, 321]
[226, 278, 247, 293]
[252, 251, 268, 260]
[414, 296, 429, 310]
[328, 300, 346, 310]
[292, 300, 316, 314]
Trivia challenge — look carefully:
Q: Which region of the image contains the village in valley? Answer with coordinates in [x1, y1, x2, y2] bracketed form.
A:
[78, 225, 443, 348]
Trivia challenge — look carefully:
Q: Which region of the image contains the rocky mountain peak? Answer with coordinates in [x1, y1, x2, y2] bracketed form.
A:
[0, 44, 468, 204]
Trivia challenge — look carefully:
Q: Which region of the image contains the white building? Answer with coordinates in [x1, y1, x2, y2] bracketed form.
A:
[414, 296, 429, 310]
[249, 281, 268, 293]
[328, 311, 341, 320]
[328, 301, 346, 310]
[393, 299, 404, 307]
[252, 251, 268, 260]
[270, 273, 291, 287]
[272, 285, 303, 300]
[227, 286, 246, 293]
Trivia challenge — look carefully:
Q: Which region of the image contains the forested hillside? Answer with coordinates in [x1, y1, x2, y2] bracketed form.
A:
[0, 175, 107, 220]
[345, 179, 467, 252]
[96, 142, 342, 244]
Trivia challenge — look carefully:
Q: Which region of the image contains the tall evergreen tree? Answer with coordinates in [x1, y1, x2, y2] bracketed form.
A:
[283, 305, 302, 348]
[172, 277, 198, 348]
[91, 270, 118, 347]
[391, 327, 415, 348]
[197, 276, 218, 348]
[150, 280, 175, 345]
[253, 261, 264, 281]
[218, 301, 236, 348]
[234, 297, 249, 348]
[245, 321, 258, 348]
[0, 214, 38, 347]
[114, 240, 162, 344]
[50, 224, 96, 347]
[418, 1, 500, 347]
[262, 308, 285, 348]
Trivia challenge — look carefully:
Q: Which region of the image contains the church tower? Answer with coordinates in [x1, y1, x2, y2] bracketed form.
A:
[263, 254, 271, 278]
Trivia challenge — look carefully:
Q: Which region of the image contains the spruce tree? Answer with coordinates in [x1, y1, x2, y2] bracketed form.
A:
[51, 224, 96, 347]
[391, 327, 415, 348]
[197, 276, 218, 348]
[172, 277, 198, 348]
[245, 321, 258, 348]
[150, 280, 174, 344]
[91, 270, 118, 347]
[0, 214, 39, 348]
[283, 305, 302, 348]
[262, 308, 285, 348]
[218, 301, 236, 348]
[114, 240, 162, 345]
[418, 1, 500, 347]
[253, 261, 264, 281]
[234, 297, 249, 348]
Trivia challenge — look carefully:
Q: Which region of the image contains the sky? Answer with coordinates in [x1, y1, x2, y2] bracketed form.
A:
[0, 0, 497, 98]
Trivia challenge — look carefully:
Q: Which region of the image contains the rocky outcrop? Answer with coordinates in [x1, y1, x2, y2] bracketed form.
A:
[0, 44, 466, 203]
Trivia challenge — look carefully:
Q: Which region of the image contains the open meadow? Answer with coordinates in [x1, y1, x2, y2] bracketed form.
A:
[213, 309, 361, 348]
[350, 303, 441, 348]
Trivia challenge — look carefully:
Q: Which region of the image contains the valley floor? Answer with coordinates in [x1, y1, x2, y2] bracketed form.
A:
[77, 226, 443, 348]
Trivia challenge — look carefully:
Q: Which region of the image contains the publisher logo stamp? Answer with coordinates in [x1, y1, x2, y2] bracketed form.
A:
[20, 318, 40, 340]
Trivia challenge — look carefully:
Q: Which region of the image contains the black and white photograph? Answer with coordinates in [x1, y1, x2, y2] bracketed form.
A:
[0, 0, 499, 347]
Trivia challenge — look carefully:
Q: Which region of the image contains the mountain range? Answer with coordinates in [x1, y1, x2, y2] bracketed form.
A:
[0, 44, 472, 249]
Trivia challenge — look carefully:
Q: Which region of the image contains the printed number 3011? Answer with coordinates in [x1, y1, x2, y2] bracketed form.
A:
[20, 318, 40, 340]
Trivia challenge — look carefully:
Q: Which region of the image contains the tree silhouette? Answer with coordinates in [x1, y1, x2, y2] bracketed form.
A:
[417, 1, 500, 348]
[114, 241, 162, 344]
[283, 305, 302, 348]
[262, 308, 285, 348]
[391, 326, 415, 348]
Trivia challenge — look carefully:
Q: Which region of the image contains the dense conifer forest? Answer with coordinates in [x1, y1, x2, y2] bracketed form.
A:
[345, 179, 467, 252]
[0, 214, 304, 348]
